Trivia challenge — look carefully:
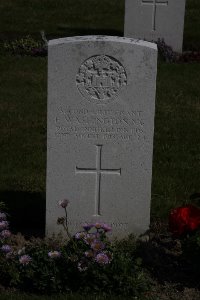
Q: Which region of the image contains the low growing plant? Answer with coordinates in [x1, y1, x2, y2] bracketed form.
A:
[157, 38, 177, 62]
[3, 32, 47, 56]
[0, 200, 150, 296]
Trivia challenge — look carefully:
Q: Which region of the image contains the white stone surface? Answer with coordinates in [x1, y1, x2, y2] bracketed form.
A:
[46, 36, 157, 239]
[124, 0, 186, 53]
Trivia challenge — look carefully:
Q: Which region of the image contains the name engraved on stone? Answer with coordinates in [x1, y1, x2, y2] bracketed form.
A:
[75, 145, 121, 216]
[76, 55, 127, 104]
[142, 0, 168, 31]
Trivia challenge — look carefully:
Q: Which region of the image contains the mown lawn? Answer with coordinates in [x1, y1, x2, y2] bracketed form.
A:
[0, 0, 124, 40]
[0, 0, 200, 49]
[0, 0, 199, 231]
[0, 294, 129, 300]
[152, 62, 200, 219]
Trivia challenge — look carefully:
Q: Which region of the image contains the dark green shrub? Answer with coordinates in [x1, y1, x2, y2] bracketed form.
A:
[181, 229, 200, 274]
[0, 227, 150, 296]
[3, 34, 47, 56]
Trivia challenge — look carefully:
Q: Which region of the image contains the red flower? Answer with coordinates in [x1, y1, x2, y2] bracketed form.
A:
[169, 204, 200, 236]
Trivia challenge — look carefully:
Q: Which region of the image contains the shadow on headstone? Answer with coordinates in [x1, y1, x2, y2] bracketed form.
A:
[0, 191, 45, 238]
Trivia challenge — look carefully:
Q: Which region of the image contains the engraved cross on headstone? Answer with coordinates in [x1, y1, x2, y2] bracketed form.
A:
[76, 145, 121, 216]
[142, 0, 168, 31]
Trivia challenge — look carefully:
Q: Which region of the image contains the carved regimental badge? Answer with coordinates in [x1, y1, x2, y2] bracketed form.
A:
[76, 55, 127, 104]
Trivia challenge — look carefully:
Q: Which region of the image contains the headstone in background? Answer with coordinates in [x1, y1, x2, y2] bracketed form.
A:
[46, 36, 157, 239]
[124, 0, 186, 53]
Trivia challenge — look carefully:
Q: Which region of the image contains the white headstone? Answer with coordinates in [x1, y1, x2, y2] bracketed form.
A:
[46, 36, 157, 239]
[124, 0, 186, 53]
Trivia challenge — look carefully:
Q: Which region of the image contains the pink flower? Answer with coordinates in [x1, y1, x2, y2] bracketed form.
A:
[58, 199, 70, 208]
[82, 223, 94, 231]
[94, 222, 104, 229]
[19, 255, 32, 265]
[1, 244, 12, 253]
[95, 252, 111, 265]
[93, 222, 112, 232]
[84, 233, 97, 245]
[91, 240, 105, 252]
[0, 221, 9, 230]
[101, 223, 112, 232]
[0, 212, 6, 221]
[75, 232, 87, 239]
[0, 230, 11, 238]
[48, 251, 61, 259]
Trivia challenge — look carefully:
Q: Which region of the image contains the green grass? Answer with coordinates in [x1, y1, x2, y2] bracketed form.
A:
[0, 0, 124, 40]
[0, 55, 46, 193]
[184, 0, 200, 50]
[152, 62, 200, 219]
[0, 0, 200, 49]
[1, 55, 199, 223]
[0, 0, 200, 228]
[0, 294, 132, 300]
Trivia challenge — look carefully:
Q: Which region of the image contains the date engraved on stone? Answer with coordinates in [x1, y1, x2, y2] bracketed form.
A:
[76, 55, 127, 104]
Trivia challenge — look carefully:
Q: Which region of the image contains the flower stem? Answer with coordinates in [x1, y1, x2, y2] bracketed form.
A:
[64, 207, 72, 240]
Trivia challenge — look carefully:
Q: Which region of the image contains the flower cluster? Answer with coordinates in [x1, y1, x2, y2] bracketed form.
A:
[19, 254, 32, 265]
[1, 199, 113, 275]
[75, 222, 112, 271]
[0, 210, 32, 265]
[57, 199, 113, 272]
[169, 204, 200, 236]
[157, 39, 200, 64]
[157, 38, 177, 63]
[0, 211, 12, 256]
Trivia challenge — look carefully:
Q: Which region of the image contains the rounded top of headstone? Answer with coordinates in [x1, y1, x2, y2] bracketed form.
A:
[48, 35, 157, 50]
